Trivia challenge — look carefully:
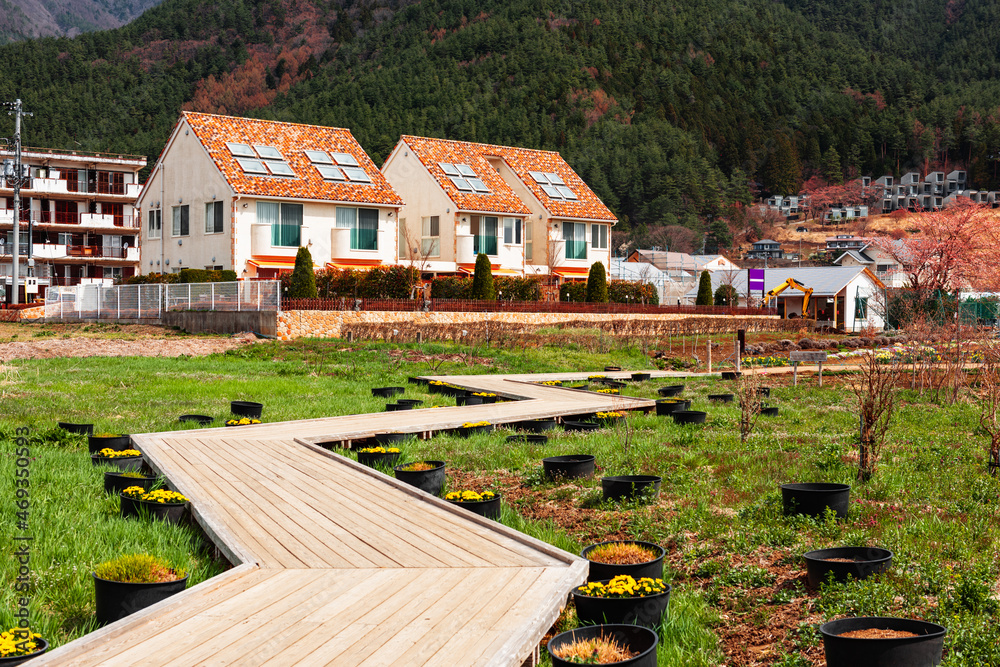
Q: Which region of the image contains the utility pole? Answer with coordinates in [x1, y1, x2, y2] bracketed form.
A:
[3, 99, 33, 305]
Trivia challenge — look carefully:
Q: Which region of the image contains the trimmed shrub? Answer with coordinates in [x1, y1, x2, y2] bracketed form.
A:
[715, 284, 739, 306]
[495, 275, 543, 301]
[431, 276, 472, 299]
[696, 270, 714, 306]
[585, 262, 609, 302]
[471, 253, 495, 300]
[288, 247, 318, 299]
[608, 279, 659, 305]
[560, 281, 587, 302]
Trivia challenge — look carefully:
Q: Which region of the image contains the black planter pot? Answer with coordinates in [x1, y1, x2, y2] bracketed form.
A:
[93, 573, 188, 625]
[761, 406, 780, 417]
[517, 419, 558, 433]
[0, 638, 49, 665]
[548, 624, 658, 667]
[371, 386, 405, 398]
[357, 451, 402, 468]
[582, 541, 666, 582]
[385, 403, 414, 412]
[375, 432, 417, 445]
[630, 372, 651, 382]
[563, 421, 601, 432]
[179, 414, 213, 426]
[599, 379, 627, 389]
[543, 455, 596, 481]
[819, 617, 946, 667]
[447, 494, 501, 519]
[721, 371, 742, 380]
[655, 399, 690, 416]
[657, 384, 684, 397]
[87, 434, 131, 454]
[104, 471, 156, 495]
[506, 434, 548, 445]
[671, 410, 707, 425]
[58, 421, 93, 435]
[804, 547, 893, 588]
[119, 496, 187, 524]
[602, 475, 662, 503]
[781, 482, 851, 518]
[566, 384, 590, 391]
[394, 461, 446, 496]
[91, 454, 144, 472]
[456, 424, 494, 438]
[757, 387, 771, 398]
[708, 393, 734, 403]
[455, 395, 483, 406]
[604, 365, 623, 372]
[230, 401, 263, 419]
[573, 583, 672, 629]
[396, 399, 424, 407]
[407, 377, 429, 386]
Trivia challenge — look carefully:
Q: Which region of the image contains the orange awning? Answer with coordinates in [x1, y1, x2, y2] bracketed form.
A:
[552, 266, 591, 277]
[325, 259, 383, 270]
[457, 264, 522, 276]
[248, 256, 320, 270]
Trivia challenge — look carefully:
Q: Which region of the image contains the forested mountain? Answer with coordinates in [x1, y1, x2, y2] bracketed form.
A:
[3, 0, 1000, 250]
[0, 0, 164, 43]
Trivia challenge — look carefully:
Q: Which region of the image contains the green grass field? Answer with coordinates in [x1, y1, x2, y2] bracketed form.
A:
[1, 335, 998, 665]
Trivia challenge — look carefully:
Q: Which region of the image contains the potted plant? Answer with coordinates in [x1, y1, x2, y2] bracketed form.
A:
[671, 410, 707, 425]
[630, 372, 651, 382]
[375, 432, 417, 446]
[224, 417, 262, 427]
[803, 547, 893, 588]
[595, 411, 624, 425]
[371, 386, 405, 398]
[355, 446, 402, 468]
[87, 433, 130, 454]
[394, 460, 446, 496]
[58, 421, 93, 435]
[178, 414, 213, 426]
[444, 490, 501, 519]
[601, 475, 661, 503]
[563, 421, 601, 432]
[119, 487, 189, 524]
[516, 418, 558, 433]
[572, 575, 672, 628]
[505, 434, 549, 445]
[543, 455, 596, 481]
[0, 627, 48, 664]
[819, 617, 946, 667]
[104, 470, 157, 495]
[456, 421, 493, 438]
[781, 482, 850, 518]
[230, 400, 263, 419]
[655, 399, 690, 416]
[92, 553, 188, 625]
[581, 541, 665, 582]
[471, 391, 498, 404]
[708, 393, 734, 402]
[547, 624, 658, 667]
[657, 384, 684, 397]
[91, 448, 144, 472]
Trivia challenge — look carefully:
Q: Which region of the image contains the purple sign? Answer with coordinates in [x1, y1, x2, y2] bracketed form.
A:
[748, 268, 765, 294]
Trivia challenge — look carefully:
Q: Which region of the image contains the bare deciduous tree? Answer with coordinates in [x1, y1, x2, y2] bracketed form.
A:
[735, 369, 764, 443]
[976, 345, 1000, 476]
[850, 350, 899, 481]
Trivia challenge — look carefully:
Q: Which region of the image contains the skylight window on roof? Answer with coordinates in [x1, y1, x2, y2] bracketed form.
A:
[226, 143, 255, 157]
[236, 158, 268, 175]
[267, 161, 296, 177]
[449, 176, 474, 192]
[254, 145, 283, 160]
[528, 171, 547, 183]
[540, 184, 562, 198]
[305, 150, 332, 164]
[343, 167, 372, 183]
[556, 186, 578, 200]
[316, 165, 346, 181]
[439, 163, 461, 176]
[547, 172, 566, 185]
[456, 163, 476, 177]
[331, 152, 359, 167]
[468, 178, 490, 193]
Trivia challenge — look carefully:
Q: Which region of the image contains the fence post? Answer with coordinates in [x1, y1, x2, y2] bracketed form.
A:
[188, 283, 192, 309]
[137, 284, 141, 319]
[158, 284, 162, 319]
[211, 283, 215, 311]
[707, 340, 712, 373]
[117, 286, 120, 320]
[237, 281, 242, 312]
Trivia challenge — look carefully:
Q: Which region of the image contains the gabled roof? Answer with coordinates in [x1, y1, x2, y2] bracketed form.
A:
[626, 249, 699, 271]
[682, 266, 885, 299]
[397, 136, 616, 222]
[754, 239, 780, 246]
[181, 112, 402, 206]
[832, 249, 872, 265]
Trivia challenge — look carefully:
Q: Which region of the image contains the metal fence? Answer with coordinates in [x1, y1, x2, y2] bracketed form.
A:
[44, 281, 280, 320]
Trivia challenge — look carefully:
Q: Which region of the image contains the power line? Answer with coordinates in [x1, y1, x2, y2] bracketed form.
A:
[2, 99, 34, 305]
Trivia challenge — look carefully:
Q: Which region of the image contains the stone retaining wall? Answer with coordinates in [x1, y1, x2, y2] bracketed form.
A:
[277, 309, 783, 340]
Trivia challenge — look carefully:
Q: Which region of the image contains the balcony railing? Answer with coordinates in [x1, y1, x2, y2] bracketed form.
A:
[0, 210, 137, 228]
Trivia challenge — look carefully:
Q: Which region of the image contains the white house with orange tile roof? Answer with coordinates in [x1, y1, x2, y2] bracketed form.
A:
[381, 136, 616, 280]
[137, 112, 403, 279]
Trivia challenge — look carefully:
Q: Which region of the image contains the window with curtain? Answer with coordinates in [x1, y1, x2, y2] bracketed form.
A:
[259, 201, 301, 247]
[336, 207, 378, 250]
[422, 216, 440, 256]
[564, 221, 586, 260]
[502, 217, 521, 245]
[524, 222, 533, 261]
[472, 215, 498, 255]
[855, 296, 868, 319]
[591, 223, 608, 250]
[147, 210, 161, 239]
[172, 205, 189, 236]
[205, 201, 224, 234]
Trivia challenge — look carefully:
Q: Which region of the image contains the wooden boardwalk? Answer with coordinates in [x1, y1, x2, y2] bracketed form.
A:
[35, 371, 667, 666]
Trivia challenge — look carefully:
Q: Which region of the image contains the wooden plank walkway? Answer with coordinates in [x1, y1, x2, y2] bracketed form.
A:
[34, 371, 668, 666]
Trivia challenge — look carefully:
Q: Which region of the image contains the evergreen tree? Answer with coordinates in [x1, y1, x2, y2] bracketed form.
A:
[696, 270, 714, 306]
[714, 284, 739, 306]
[288, 246, 317, 298]
[585, 262, 609, 302]
[822, 147, 843, 184]
[764, 133, 802, 195]
[471, 253, 495, 300]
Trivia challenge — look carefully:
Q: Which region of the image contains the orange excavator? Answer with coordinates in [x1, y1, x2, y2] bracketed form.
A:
[765, 277, 814, 318]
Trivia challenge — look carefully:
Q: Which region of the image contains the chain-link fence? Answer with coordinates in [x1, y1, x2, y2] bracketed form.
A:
[44, 281, 280, 320]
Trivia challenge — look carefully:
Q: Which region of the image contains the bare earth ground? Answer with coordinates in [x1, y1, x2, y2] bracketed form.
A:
[0, 322, 256, 361]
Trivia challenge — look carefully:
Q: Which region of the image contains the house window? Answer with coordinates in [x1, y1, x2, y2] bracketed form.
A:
[876, 264, 892, 274]
[336, 206, 378, 251]
[564, 221, 586, 260]
[147, 209, 161, 239]
[55, 200, 78, 225]
[502, 217, 521, 245]
[422, 216, 440, 257]
[591, 223, 608, 250]
[525, 222, 533, 261]
[171, 205, 189, 236]
[471, 215, 498, 256]
[258, 202, 302, 247]
[855, 296, 868, 319]
[205, 201, 224, 234]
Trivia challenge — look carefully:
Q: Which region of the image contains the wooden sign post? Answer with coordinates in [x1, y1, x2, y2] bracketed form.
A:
[789, 351, 828, 386]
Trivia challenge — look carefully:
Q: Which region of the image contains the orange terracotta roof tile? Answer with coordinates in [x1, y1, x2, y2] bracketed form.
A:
[183, 112, 403, 207]
[400, 136, 616, 223]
